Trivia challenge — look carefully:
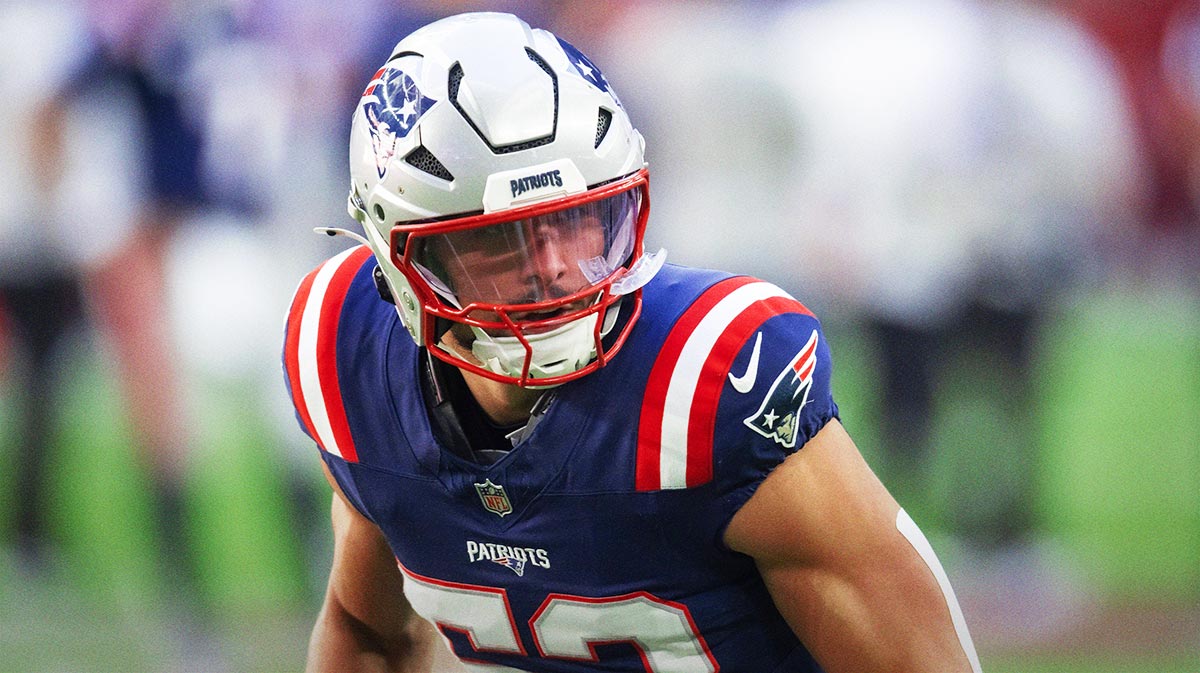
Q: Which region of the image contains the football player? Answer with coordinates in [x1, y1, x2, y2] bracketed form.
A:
[284, 12, 982, 673]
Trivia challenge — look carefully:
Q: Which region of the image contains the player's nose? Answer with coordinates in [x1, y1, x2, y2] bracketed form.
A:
[526, 229, 570, 288]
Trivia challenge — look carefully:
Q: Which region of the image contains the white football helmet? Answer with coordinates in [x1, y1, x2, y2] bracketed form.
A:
[347, 12, 659, 387]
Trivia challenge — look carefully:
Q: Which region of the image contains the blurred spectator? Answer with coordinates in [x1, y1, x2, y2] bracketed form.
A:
[0, 0, 97, 566]
[1055, 0, 1200, 279]
[0, 1, 1190, 667]
[766, 0, 1142, 549]
[588, 1, 798, 286]
[0, 0, 201, 588]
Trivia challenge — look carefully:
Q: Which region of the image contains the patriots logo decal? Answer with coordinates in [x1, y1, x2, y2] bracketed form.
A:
[743, 330, 819, 449]
[361, 67, 437, 178]
[556, 37, 622, 107]
[491, 556, 527, 577]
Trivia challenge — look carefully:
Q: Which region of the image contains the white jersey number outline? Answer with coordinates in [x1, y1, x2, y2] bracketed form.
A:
[401, 566, 718, 672]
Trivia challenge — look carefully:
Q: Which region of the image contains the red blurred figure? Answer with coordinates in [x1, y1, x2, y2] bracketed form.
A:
[1061, 0, 1200, 235]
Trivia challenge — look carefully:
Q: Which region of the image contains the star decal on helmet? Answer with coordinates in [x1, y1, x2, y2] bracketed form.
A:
[361, 66, 438, 178]
[556, 37, 622, 107]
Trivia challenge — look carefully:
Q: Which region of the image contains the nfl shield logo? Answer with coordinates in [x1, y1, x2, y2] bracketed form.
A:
[475, 479, 513, 517]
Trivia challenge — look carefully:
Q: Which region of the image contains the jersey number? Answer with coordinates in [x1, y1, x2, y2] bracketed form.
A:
[401, 566, 718, 672]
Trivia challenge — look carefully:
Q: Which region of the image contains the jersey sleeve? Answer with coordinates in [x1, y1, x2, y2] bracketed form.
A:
[632, 275, 839, 545]
[281, 245, 378, 520]
[709, 302, 838, 527]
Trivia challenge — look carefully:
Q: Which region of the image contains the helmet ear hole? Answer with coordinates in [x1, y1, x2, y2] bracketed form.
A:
[372, 265, 396, 304]
[373, 203, 387, 222]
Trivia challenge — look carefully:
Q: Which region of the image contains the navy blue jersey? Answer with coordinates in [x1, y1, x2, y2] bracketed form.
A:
[283, 245, 838, 672]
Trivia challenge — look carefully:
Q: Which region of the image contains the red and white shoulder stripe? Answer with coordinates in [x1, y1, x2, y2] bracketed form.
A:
[635, 276, 813, 491]
[283, 246, 373, 463]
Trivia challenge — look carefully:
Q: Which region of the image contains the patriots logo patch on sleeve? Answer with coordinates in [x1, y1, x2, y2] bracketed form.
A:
[743, 330, 819, 449]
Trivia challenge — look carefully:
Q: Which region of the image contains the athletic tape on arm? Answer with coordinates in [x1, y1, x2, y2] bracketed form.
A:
[896, 509, 983, 673]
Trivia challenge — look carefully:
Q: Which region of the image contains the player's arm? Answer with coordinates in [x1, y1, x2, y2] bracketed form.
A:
[306, 461, 444, 673]
[725, 419, 982, 673]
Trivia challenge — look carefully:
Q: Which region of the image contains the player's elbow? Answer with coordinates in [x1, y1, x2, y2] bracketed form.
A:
[308, 600, 439, 672]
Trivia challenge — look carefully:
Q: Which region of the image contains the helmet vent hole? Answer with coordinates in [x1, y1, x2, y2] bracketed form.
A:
[373, 204, 386, 221]
[448, 62, 465, 98]
[525, 47, 555, 82]
[595, 108, 613, 148]
[404, 146, 454, 181]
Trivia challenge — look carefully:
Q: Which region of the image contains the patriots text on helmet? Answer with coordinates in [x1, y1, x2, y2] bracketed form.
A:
[510, 169, 564, 198]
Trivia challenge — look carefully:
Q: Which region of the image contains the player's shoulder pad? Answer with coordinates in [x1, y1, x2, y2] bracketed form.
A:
[635, 275, 834, 491]
[281, 245, 375, 463]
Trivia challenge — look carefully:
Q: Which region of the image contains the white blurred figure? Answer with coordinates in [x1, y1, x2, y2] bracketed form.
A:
[767, 0, 1140, 326]
[590, 1, 798, 283]
[0, 2, 236, 670]
[764, 0, 1142, 645]
[0, 0, 146, 564]
[0, 1, 98, 266]
[158, 3, 365, 612]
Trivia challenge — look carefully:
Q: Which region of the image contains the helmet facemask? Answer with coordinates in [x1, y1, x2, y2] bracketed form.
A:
[390, 170, 653, 388]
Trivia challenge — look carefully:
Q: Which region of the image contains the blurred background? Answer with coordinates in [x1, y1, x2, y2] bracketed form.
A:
[0, 0, 1196, 671]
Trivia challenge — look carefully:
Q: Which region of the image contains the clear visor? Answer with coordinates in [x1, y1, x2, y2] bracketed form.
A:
[412, 187, 641, 309]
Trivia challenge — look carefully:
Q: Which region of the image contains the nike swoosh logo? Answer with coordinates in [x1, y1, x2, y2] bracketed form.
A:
[729, 331, 763, 393]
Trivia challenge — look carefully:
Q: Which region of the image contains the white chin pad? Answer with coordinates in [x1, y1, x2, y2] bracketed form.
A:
[469, 313, 601, 383]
